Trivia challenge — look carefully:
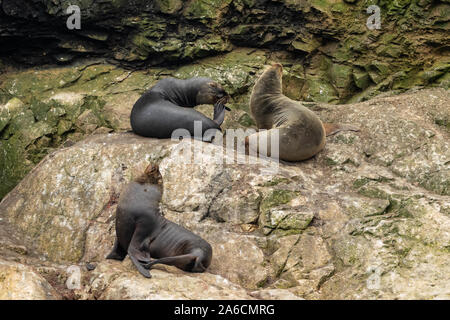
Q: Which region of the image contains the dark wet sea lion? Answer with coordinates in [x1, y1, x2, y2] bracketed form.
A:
[106, 164, 212, 278]
[248, 63, 359, 161]
[130, 77, 230, 142]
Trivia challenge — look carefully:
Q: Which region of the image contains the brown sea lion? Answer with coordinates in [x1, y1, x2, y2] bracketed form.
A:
[247, 63, 358, 161]
[106, 164, 212, 278]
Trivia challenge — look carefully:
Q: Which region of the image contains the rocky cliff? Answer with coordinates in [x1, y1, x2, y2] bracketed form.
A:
[0, 0, 449, 300]
[1, 0, 449, 101]
[0, 89, 448, 299]
[1, 1, 449, 199]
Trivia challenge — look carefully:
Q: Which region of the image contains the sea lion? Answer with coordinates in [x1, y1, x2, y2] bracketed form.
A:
[130, 77, 230, 142]
[247, 63, 358, 161]
[106, 164, 212, 278]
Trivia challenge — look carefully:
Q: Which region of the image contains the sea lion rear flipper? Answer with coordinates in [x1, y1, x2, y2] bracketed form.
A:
[106, 238, 127, 260]
[129, 253, 152, 278]
[128, 228, 153, 277]
[143, 254, 198, 272]
[323, 123, 360, 136]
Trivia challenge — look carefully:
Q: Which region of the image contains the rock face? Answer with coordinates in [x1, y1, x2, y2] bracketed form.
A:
[1, 0, 448, 100]
[0, 88, 449, 299]
[1, 1, 448, 200]
[0, 260, 60, 300]
[0, 91, 113, 199]
[0, 51, 265, 199]
[79, 261, 255, 300]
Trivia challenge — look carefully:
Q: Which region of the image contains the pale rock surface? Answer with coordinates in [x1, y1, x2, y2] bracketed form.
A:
[0, 259, 60, 300]
[0, 89, 449, 299]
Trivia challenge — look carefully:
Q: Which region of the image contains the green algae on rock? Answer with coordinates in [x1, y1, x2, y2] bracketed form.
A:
[0, 94, 112, 199]
[0, 0, 447, 103]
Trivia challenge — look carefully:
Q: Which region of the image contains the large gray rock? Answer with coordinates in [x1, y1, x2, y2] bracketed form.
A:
[0, 88, 449, 299]
[0, 259, 60, 300]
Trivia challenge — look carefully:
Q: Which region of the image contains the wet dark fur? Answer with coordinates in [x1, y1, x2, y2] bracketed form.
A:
[106, 164, 212, 278]
[130, 77, 229, 141]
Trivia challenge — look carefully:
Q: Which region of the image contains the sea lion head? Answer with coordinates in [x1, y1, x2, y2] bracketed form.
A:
[135, 163, 162, 185]
[254, 63, 283, 95]
[265, 63, 283, 82]
[271, 62, 283, 73]
[196, 81, 230, 105]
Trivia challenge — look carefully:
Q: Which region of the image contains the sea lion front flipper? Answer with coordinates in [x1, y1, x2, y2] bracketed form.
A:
[323, 123, 360, 137]
[106, 238, 127, 261]
[213, 101, 226, 126]
[143, 254, 198, 272]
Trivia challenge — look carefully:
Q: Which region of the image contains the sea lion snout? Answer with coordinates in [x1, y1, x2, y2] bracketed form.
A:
[144, 163, 158, 171]
[144, 163, 159, 176]
[271, 63, 283, 70]
[218, 93, 231, 104]
[197, 81, 229, 105]
[271, 63, 283, 76]
[134, 163, 162, 185]
[214, 85, 230, 103]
